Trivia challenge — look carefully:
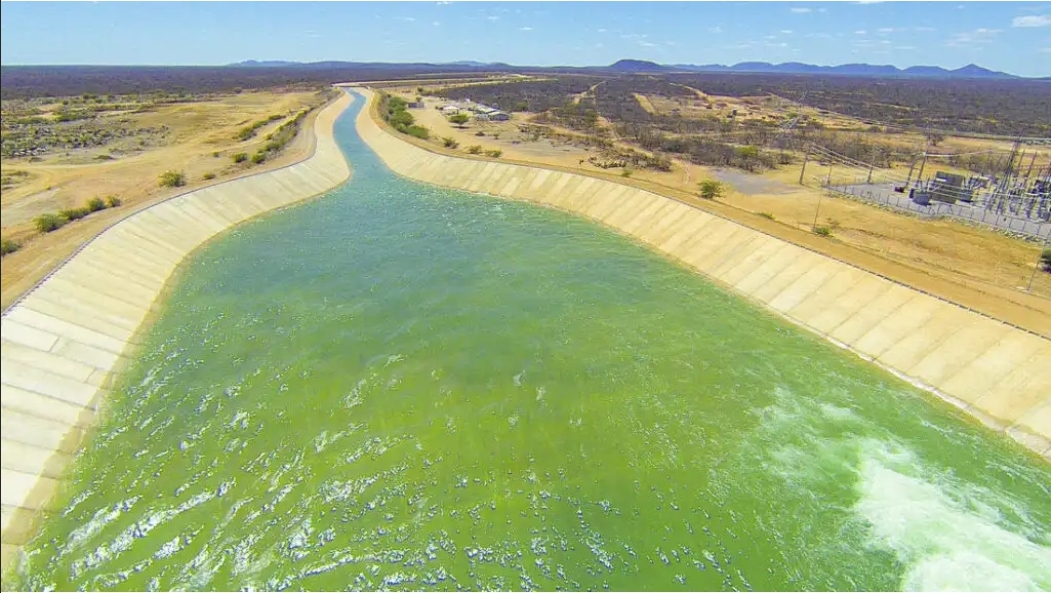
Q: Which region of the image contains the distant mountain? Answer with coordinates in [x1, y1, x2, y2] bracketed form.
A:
[231, 60, 302, 67]
[225, 58, 1029, 80]
[607, 59, 675, 73]
[668, 61, 1018, 79]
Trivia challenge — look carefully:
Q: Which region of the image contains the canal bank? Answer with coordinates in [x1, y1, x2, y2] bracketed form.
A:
[7, 85, 1050, 592]
[0, 90, 353, 574]
[352, 87, 1050, 462]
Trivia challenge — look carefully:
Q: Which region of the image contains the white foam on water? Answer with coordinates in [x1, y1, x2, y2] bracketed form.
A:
[853, 442, 1051, 592]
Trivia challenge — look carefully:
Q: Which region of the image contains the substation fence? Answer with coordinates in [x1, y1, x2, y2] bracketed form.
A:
[802, 144, 1051, 240]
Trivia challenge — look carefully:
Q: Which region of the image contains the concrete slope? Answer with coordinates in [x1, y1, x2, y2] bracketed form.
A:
[0, 91, 352, 571]
[352, 88, 1050, 462]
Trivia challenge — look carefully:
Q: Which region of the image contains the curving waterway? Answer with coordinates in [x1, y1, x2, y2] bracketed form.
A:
[11, 92, 1051, 591]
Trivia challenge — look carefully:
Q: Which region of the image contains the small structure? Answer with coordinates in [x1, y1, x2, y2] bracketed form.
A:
[441, 105, 460, 116]
[489, 111, 511, 121]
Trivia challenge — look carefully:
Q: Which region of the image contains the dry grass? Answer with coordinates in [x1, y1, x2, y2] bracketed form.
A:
[1, 88, 335, 310]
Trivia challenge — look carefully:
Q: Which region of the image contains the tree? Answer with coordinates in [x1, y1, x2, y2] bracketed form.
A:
[698, 180, 724, 200]
[1041, 247, 1051, 273]
[448, 113, 470, 127]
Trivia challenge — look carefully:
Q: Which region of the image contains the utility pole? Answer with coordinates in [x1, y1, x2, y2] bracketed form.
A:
[905, 157, 917, 188]
[997, 138, 1022, 194]
[1024, 151, 1037, 184]
[867, 145, 878, 184]
[1026, 234, 1050, 293]
[799, 144, 811, 185]
[916, 150, 929, 188]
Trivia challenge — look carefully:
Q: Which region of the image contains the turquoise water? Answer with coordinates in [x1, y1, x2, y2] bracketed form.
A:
[12, 92, 1051, 591]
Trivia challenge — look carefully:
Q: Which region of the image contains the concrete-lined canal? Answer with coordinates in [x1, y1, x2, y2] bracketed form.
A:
[11, 92, 1051, 591]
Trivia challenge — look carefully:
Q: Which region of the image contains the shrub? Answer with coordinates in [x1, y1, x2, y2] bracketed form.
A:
[758, 211, 775, 220]
[485, 149, 503, 158]
[621, 168, 633, 178]
[1041, 247, 1051, 273]
[232, 152, 249, 163]
[448, 113, 470, 127]
[87, 197, 107, 212]
[60, 207, 91, 221]
[212, 151, 220, 158]
[159, 170, 185, 188]
[1, 238, 20, 257]
[406, 125, 430, 139]
[698, 180, 724, 200]
[466, 145, 483, 155]
[35, 212, 68, 233]
[106, 195, 122, 207]
[251, 151, 266, 164]
[475, 130, 486, 137]
[442, 137, 460, 149]
[203, 172, 217, 180]
[814, 225, 833, 237]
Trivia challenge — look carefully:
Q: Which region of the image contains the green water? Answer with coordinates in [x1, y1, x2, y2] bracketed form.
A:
[12, 92, 1051, 592]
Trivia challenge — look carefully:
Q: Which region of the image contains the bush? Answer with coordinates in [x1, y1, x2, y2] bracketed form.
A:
[106, 195, 122, 207]
[60, 207, 91, 221]
[87, 197, 107, 212]
[212, 151, 220, 158]
[203, 172, 217, 180]
[232, 152, 248, 163]
[251, 151, 266, 164]
[406, 125, 430, 139]
[814, 225, 833, 237]
[698, 180, 724, 200]
[442, 137, 460, 149]
[475, 130, 486, 137]
[621, 168, 633, 178]
[158, 170, 185, 188]
[758, 211, 775, 220]
[484, 149, 503, 158]
[448, 113, 470, 127]
[1041, 247, 1051, 273]
[1, 238, 20, 257]
[35, 212, 68, 233]
[466, 145, 483, 155]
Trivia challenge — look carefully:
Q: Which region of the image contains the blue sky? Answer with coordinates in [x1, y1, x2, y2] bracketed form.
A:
[2, 2, 1049, 76]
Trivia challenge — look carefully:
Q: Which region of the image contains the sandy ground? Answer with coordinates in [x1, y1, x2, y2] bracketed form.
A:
[382, 87, 1051, 336]
[1, 89, 335, 310]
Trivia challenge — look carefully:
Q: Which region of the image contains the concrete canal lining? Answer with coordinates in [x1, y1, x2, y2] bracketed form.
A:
[351, 87, 1050, 463]
[0, 91, 352, 572]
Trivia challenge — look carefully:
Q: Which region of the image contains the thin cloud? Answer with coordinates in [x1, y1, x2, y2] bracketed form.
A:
[915, 26, 936, 32]
[877, 27, 897, 33]
[486, 15, 500, 21]
[780, 29, 794, 34]
[597, 28, 607, 33]
[433, 21, 441, 26]
[945, 27, 1002, 47]
[519, 26, 533, 31]
[855, 30, 867, 35]
[708, 26, 723, 34]
[1011, 15, 1051, 27]
[790, 7, 812, 13]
